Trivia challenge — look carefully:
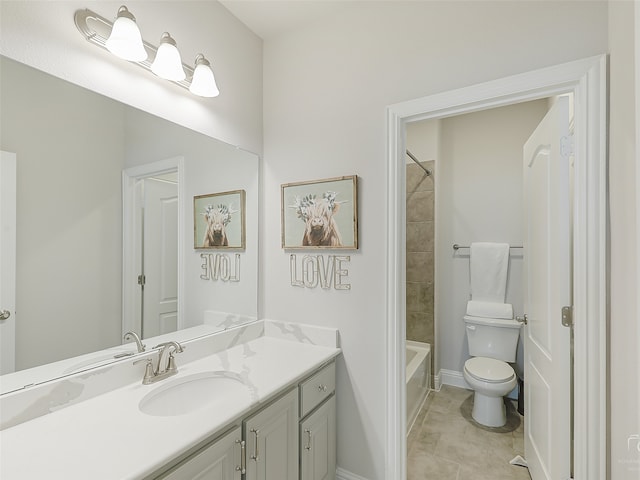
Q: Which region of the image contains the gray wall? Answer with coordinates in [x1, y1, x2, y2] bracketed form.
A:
[1, 57, 125, 368]
[435, 100, 549, 381]
[262, 3, 607, 478]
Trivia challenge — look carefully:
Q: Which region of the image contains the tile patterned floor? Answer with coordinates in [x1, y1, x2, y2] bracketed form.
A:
[407, 385, 531, 480]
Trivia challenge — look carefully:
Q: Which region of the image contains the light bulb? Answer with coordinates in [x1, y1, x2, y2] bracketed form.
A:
[105, 6, 147, 62]
[150, 32, 185, 81]
[189, 54, 220, 97]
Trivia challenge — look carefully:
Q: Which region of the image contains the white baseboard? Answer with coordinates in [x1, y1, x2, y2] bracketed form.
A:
[438, 369, 471, 390]
[336, 467, 370, 480]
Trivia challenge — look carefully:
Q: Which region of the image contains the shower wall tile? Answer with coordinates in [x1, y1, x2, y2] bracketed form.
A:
[407, 221, 434, 253]
[406, 162, 435, 359]
[406, 252, 434, 283]
[406, 162, 434, 193]
[425, 281, 434, 311]
[407, 312, 433, 344]
[407, 282, 429, 313]
[406, 191, 434, 222]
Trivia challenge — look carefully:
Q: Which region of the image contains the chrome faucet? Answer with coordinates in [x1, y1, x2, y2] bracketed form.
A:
[134, 340, 185, 385]
[123, 331, 146, 353]
[154, 341, 184, 376]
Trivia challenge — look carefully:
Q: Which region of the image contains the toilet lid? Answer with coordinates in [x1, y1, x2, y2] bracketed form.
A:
[464, 357, 515, 383]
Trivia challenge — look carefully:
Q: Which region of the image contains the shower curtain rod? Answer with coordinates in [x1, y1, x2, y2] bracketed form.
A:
[406, 150, 432, 176]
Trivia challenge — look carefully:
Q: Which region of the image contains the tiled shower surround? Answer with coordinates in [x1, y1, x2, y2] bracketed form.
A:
[406, 160, 435, 376]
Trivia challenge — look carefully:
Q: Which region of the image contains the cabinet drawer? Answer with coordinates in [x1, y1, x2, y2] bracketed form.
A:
[300, 362, 335, 418]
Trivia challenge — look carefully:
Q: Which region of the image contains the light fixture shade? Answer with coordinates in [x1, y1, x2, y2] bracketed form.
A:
[105, 6, 147, 62]
[189, 54, 220, 98]
[151, 32, 186, 81]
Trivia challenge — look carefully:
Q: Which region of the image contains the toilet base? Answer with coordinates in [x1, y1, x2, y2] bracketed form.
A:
[471, 391, 507, 427]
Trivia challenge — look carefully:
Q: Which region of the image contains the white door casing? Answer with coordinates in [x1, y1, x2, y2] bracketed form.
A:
[523, 97, 571, 480]
[386, 56, 606, 480]
[0, 151, 17, 374]
[142, 178, 178, 338]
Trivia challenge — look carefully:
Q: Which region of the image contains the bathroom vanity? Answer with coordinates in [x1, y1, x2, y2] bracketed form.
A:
[157, 362, 335, 479]
[0, 320, 339, 480]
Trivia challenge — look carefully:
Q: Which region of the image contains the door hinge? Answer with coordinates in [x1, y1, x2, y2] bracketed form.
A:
[561, 306, 573, 327]
[560, 134, 574, 158]
[137, 274, 146, 286]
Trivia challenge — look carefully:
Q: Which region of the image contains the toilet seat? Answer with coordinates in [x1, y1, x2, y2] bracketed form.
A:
[464, 357, 515, 383]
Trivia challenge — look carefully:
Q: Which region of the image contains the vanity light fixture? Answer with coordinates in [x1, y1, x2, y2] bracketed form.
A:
[104, 6, 147, 62]
[189, 54, 220, 98]
[150, 32, 186, 81]
[75, 6, 219, 98]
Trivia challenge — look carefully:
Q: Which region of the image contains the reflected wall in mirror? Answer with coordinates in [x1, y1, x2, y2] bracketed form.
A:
[0, 56, 259, 392]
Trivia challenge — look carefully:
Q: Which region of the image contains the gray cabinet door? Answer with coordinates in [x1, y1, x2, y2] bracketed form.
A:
[244, 387, 299, 480]
[300, 395, 336, 480]
[159, 426, 242, 480]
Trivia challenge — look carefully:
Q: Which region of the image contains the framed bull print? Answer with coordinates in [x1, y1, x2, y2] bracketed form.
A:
[194, 190, 246, 249]
[281, 175, 358, 250]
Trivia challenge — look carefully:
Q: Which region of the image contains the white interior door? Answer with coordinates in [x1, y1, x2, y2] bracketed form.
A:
[142, 178, 178, 338]
[523, 97, 572, 480]
[0, 151, 17, 374]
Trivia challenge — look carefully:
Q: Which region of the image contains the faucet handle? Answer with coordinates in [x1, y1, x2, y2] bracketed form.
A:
[133, 358, 155, 385]
[166, 354, 179, 373]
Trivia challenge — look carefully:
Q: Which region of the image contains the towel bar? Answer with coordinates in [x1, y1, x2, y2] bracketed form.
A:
[452, 244, 523, 251]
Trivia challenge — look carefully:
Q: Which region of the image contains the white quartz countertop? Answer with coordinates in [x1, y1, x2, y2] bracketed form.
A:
[0, 327, 340, 479]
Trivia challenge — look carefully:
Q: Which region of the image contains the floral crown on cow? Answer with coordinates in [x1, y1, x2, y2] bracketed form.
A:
[290, 191, 345, 222]
[203, 204, 236, 226]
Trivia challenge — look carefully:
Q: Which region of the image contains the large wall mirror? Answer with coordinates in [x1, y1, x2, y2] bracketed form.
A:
[0, 56, 259, 393]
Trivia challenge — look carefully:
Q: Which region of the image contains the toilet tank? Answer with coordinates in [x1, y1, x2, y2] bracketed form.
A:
[464, 315, 521, 362]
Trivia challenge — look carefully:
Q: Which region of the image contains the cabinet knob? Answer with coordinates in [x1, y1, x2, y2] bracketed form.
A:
[317, 384, 327, 392]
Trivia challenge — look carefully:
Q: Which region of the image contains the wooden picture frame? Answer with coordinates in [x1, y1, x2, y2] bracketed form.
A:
[281, 175, 358, 249]
[194, 189, 246, 249]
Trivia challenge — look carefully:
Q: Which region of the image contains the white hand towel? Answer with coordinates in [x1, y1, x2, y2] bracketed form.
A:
[466, 300, 514, 319]
[470, 242, 510, 303]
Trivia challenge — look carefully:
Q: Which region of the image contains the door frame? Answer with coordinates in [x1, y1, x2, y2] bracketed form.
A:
[385, 56, 607, 480]
[122, 157, 185, 338]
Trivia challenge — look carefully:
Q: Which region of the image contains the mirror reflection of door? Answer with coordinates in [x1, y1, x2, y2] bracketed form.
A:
[136, 173, 178, 338]
[0, 151, 17, 374]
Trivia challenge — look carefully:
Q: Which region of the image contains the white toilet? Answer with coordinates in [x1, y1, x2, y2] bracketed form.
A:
[463, 315, 521, 427]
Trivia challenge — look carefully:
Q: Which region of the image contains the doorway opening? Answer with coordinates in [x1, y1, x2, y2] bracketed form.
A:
[122, 157, 184, 342]
[404, 96, 574, 479]
[386, 56, 607, 480]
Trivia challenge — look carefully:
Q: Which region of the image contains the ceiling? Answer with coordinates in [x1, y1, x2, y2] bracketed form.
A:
[219, 0, 351, 40]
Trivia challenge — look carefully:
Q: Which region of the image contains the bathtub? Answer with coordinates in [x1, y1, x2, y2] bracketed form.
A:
[406, 340, 431, 433]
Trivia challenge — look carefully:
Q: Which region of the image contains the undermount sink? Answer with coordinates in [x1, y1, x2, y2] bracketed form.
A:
[139, 371, 251, 417]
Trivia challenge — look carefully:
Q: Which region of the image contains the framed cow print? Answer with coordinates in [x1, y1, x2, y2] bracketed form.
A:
[281, 175, 358, 250]
[194, 190, 246, 249]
